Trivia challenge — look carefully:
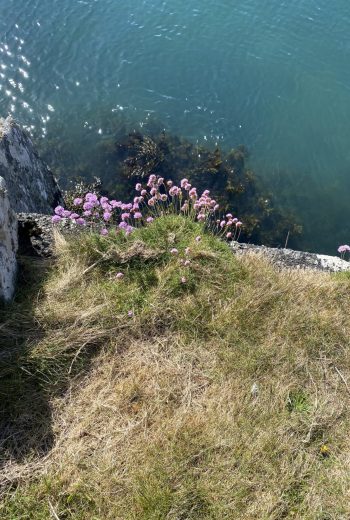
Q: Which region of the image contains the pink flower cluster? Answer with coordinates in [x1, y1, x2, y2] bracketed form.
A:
[52, 174, 242, 240]
[338, 244, 350, 259]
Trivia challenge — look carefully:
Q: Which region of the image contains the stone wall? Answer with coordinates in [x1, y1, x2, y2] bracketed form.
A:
[0, 116, 62, 213]
[0, 177, 18, 301]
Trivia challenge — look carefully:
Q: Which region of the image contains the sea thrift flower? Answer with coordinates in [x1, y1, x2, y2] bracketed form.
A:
[170, 248, 179, 255]
[134, 212, 142, 219]
[73, 197, 83, 206]
[226, 232, 232, 239]
[63, 210, 72, 218]
[236, 221, 242, 227]
[103, 212, 112, 221]
[214, 204, 220, 211]
[110, 200, 122, 208]
[83, 201, 93, 211]
[128, 310, 134, 317]
[69, 213, 79, 220]
[197, 214, 206, 221]
[116, 272, 124, 279]
[135, 183, 142, 191]
[119, 221, 128, 230]
[54, 205, 64, 215]
[226, 213, 233, 219]
[157, 177, 164, 185]
[167, 180, 173, 187]
[148, 198, 155, 207]
[220, 220, 226, 228]
[180, 178, 189, 188]
[181, 277, 187, 284]
[100, 228, 108, 236]
[338, 245, 350, 253]
[100, 196, 109, 205]
[161, 194, 168, 202]
[184, 260, 191, 267]
[150, 187, 158, 196]
[52, 215, 61, 224]
[76, 218, 86, 226]
[141, 189, 147, 197]
[195, 236, 201, 242]
[121, 212, 130, 220]
[146, 216, 154, 224]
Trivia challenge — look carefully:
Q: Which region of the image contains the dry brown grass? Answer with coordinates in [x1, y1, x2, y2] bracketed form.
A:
[2, 216, 350, 519]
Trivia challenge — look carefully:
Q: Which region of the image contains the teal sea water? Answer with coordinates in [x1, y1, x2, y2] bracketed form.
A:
[1, 0, 350, 253]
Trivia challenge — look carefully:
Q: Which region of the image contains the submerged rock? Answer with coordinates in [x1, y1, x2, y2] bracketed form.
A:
[0, 116, 62, 213]
[0, 177, 18, 301]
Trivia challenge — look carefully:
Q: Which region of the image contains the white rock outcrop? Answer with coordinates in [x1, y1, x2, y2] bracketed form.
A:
[0, 116, 62, 213]
[0, 177, 18, 301]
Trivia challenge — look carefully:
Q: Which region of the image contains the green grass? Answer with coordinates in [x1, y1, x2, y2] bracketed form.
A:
[2, 214, 350, 519]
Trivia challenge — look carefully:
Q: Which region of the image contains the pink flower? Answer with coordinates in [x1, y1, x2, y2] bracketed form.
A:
[69, 213, 79, 220]
[54, 205, 64, 215]
[134, 212, 142, 219]
[148, 198, 155, 207]
[181, 277, 187, 284]
[157, 177, 164, 185]
[63, 210, 72, 218]
[141, 189, 147, 197]
[100, 196, 109, 205]
[76, 218, 86, 226]
[161, 194, 168, 202]
[83, 210, 92, 217]
[338, 245, 350, 253]
[116, 272, 124, 279]
[170, 248, 178, 255]
[52, 215, 62, 224]
[83, 201, 93, 211]
[197, 214, 206, 221]
[167, 180, 173, 187]
[110, 200, 122, 208]
[119, 221, 128, 229]
[236, 221, 242, 227]
[220, 220, 226, 228]
[150, 187, 158, 196]
[226, 213, 233, 219]
[73, 197, 83, 206]
[128, 310, 134, 317]
[100, 228, 108, 236]
[121, 212, 130, 220]
[184, 260, 191, 267]
[135, 183, 142, 191]
[226, 232, 232, 239]
[180, 178, 189, 188]
[146, 216, 154, 224]
[103, 212, 112, 221]
[195, 236, 201, 242]
[214, 204, 220, 211]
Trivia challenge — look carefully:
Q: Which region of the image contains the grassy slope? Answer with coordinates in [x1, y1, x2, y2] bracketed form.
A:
[1, 214, 350, 519]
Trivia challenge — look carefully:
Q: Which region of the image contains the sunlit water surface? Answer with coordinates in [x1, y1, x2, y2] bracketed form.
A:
[1, 0, 350, 253]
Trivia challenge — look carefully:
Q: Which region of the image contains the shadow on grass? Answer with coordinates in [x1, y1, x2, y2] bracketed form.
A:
[0, 256, 54, 480]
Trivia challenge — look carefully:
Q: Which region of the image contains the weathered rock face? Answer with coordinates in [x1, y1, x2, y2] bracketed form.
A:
[0, 177, 18, 301]
[231, 242, 350, 273]
[0, 117, 62, 213]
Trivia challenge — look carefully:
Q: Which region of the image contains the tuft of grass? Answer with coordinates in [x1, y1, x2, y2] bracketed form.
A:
[2, 214, 350, 519]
